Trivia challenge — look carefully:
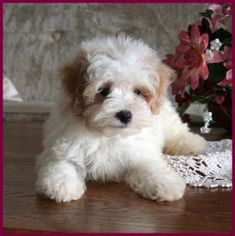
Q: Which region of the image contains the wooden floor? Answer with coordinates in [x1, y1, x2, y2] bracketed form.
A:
[3, 121, 232, 233]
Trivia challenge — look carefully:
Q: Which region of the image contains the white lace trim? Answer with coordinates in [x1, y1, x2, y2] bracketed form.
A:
[164, 139, 232, 188]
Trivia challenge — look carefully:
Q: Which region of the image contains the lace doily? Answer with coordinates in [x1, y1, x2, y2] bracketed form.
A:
[164, 139, 232, 188]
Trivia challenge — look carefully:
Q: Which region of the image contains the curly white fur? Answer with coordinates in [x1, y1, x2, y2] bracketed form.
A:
[36, 35, 206, 202]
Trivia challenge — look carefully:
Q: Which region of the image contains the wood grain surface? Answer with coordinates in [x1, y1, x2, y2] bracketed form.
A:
[3, 121, 232, 233]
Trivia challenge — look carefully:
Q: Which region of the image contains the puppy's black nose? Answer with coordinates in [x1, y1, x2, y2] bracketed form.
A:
[116, 110, 132, 124]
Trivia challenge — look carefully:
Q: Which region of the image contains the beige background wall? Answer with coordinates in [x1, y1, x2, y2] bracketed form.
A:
[4, 3, 208, 103]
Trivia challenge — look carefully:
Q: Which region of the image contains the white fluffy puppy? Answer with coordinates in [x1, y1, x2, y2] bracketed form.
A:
[36, 35, 206, 202]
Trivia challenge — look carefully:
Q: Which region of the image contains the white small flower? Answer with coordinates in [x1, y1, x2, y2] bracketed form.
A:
[205, 49, 213, 60]
[210, 38, 222, 51]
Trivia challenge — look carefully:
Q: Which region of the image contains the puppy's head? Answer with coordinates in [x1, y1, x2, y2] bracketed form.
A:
[60, 36, 175, 135]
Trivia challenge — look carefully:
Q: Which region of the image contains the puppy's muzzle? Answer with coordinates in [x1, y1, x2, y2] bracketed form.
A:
[115, 110, 132, 124]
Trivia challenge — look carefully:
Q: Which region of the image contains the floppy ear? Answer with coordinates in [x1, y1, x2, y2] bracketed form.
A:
[150, 63, 175, 114]
[60, 50, 89, 115]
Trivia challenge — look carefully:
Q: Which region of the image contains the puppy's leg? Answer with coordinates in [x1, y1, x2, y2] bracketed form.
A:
[125, 157, 186, 202]
[162, 100, 206, 155]
[36, 149, 86, 202]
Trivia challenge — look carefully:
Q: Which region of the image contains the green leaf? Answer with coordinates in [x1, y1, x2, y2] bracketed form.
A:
[193, 95, 215, 104]
[176, 102, 190, 116]
[222, 37, 232, 47]
[199, 10, 213, 19]
[207, 63, 227, 84]
[220, 86, 232, 99]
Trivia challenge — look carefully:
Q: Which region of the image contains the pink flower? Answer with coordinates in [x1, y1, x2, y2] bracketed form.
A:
[218, 47, 232, 86]
[209, 4, 231, 16]
[173, 24, 209, 90]
[163, 3, 232, 116]
[163, 54, 178, 70]
[215, 95, 225, 104]
[209, 4, 232, 32]
[218, 69, 232, 86]
[223, 46, 232, 69]
[206, 50, 224, 63]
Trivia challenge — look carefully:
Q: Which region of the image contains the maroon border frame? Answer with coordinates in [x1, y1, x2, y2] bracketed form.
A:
[0, 0, 234, 235]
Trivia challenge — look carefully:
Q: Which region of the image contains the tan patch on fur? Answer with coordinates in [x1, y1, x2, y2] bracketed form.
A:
[93, 81, 113, 104]
[132, 62, 175, 115]
[133, 85, 154, 104]
[60, 50, 89, 115]
[141, 51, 175, 114]
[150, 63, 175, 114]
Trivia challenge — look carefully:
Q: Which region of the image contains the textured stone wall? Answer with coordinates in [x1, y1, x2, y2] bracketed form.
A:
[4, 3, 207, 102]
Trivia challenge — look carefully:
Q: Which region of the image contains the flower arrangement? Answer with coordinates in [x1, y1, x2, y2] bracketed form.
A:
[163, 4, 232, 129]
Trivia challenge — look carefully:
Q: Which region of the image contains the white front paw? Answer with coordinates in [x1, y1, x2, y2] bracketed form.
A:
[144, 176, 186, 201]
[126, 171, 186, 202]
[36, 177, 86, 202]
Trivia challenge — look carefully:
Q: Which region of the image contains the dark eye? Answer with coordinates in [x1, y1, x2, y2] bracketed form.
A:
[98, 87, 110, 97]
[134, 88, 142, 96]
